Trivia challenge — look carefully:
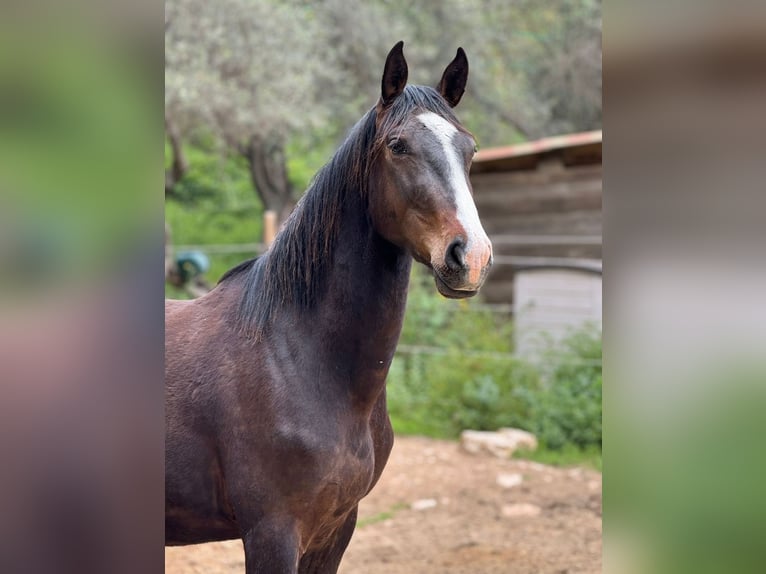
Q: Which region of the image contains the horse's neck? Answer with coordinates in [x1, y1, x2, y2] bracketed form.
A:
[312, 194, 412, 405]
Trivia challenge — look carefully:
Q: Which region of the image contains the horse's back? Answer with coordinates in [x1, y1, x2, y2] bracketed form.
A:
[164, 293, 227, 363]
[164, 291, 235, 400]
[165, 297, 198, 379]
[165, 297, 192, 317]
[165, 293, 242, 544]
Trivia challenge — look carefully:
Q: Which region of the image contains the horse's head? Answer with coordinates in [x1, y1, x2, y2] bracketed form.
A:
[369, 42, 492, 298]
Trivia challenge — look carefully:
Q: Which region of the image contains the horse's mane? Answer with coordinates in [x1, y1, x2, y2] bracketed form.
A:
[220, 85, 459, 337]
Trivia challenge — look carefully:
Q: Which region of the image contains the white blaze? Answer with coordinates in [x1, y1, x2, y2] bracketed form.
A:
[417, 111, 490, 283]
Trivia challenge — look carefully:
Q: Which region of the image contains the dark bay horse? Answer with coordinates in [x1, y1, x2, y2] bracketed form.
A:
[165, 42, 492, 573]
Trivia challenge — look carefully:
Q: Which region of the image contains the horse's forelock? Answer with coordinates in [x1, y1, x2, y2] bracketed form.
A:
[376, 85, 459, 144]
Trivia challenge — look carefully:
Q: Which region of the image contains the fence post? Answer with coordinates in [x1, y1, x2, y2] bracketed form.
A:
[263, 210, 277, 247]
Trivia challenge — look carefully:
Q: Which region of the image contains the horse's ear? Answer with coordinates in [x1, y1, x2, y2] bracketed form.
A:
[381, 41, 408, 107]
[438, 47, 469, 107]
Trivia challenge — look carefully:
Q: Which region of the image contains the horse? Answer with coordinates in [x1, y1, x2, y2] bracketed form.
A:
[165, 41, 493, 573]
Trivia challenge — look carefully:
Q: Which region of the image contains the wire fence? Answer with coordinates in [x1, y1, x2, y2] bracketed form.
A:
[395, 343, 601, 366]
[169, 237, 603, 368]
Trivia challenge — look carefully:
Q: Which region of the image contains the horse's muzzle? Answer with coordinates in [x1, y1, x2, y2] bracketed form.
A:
[433, 237, 493, 297]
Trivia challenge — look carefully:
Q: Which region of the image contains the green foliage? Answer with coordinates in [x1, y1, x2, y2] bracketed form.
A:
[388, 353, 541, 438]
[164, 132, 337, 294]
[164, 283, 194, 301]
[286, 130, 336, 194]
[399, 267, 515, 351]
[165, 142, 264, 292]
[513, 443, 602, 471]
[167, 144, 257, 209]
[167, 0, 601, 160]
[389, 267, 526, 436]
[523, 326, 603, 450]
[388, 270, 602, 457]
[356, 503, 409, 528]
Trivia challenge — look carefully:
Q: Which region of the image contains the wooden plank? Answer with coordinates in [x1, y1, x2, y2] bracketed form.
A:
[487, 252, 601, 280]
[471, 163, 603, 188]
[490, 235, 602, 246]
[476, 189, 602, 215]
[473, 179, 602, 213]
[479, 282, 517, 304]
[470, 141, 602, 175]
[480, 210, 602, 235]
[465, 145, 604, 309]
[491, 245, 602, 260]
[472, 172, 602, 196]
[515, 267, 603, 282]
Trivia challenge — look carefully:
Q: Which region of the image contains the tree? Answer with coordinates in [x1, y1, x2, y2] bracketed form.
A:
[165, 0, 602, 222]
[164, 117, 188, 198]
[166, 0, 334, 222]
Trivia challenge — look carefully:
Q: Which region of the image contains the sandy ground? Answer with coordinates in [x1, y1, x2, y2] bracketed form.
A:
[165, 436, 602, 574]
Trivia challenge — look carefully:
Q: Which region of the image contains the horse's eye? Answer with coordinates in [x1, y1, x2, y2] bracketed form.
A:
[389, 140, 408, 155]
[473, 144, 479, 154]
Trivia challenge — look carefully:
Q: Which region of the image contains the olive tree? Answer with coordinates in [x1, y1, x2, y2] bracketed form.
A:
[166, 0, 334, 220]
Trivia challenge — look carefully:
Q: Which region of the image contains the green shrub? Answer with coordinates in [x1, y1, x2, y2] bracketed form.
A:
[165, 142, 264, 295]
[399, 267, 515, 351]
[515, 327, 602, 450]
[388, 269, 602, 454]
[165, 136, 335, 296]
[388, 352, 541, 438]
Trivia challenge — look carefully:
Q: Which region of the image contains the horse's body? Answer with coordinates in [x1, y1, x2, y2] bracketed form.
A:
[166, 42, 492, 573]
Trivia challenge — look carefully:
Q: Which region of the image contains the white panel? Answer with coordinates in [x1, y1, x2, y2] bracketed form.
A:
[514, 269, 602, 358]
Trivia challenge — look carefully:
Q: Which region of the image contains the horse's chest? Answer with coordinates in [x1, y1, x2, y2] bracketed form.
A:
[317, 435, 376, 506]
[295, 430, 377, 548]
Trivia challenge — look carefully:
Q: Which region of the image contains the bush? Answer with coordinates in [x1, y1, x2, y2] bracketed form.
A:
[387, 269, 602, 453]
[388, 351, 541, 438]
[515, 327, 602, 450]
[165, 136, 335, 295]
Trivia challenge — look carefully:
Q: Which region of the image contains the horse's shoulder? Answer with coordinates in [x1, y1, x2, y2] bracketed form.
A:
[165, 297, 192, 316]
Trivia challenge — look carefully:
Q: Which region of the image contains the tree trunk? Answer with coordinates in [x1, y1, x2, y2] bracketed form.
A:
[165, 118, 188, 197]
[242, 134, 295, 227]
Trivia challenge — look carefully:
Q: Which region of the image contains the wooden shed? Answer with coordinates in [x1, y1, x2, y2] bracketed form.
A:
[470, 130, 602, 304]
[513, 260, 602, 358]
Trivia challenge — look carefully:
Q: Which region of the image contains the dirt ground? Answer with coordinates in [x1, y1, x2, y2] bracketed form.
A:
[165, 436, 602, 574]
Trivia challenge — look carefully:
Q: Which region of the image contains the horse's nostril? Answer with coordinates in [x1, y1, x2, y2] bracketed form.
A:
[445, 238, 467, 271]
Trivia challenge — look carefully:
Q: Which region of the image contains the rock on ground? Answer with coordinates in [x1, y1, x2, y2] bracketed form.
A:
[460, 428, 538, 458]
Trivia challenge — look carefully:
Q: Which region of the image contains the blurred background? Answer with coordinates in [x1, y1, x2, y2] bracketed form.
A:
[164, 1, 602, 571]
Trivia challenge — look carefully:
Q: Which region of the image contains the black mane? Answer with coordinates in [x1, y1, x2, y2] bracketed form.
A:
[218, 257, 258, 283]
[220, 85, 458, 337]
